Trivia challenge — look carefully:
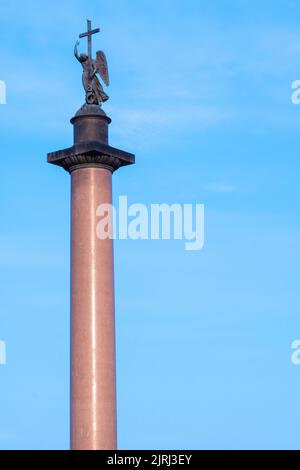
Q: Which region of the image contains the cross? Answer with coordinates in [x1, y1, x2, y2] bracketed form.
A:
[79, 19, 100, 61]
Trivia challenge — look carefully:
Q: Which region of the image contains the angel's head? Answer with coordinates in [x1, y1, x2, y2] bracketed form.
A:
[80, 53, 88, 62]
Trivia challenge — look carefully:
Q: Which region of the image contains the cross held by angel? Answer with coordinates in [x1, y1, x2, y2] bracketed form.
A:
[75, 20, 110, 105]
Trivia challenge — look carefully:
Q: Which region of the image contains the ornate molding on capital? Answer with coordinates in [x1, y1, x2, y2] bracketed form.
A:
[61, 153, 122, 173]
[48, 141, 134, 174]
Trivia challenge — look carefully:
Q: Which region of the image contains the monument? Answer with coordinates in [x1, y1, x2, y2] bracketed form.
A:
[47, 20, 135, 450]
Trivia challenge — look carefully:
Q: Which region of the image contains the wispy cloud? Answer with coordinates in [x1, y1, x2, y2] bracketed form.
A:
[107, 104, 234, 150]
[205, 182, 237, 193]
[2, 2, 300, 142]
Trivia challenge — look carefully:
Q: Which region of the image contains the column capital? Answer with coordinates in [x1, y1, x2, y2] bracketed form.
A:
[47, 104, 135, 173]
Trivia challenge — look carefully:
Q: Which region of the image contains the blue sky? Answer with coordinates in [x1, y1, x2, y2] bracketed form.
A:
[1, 0, 300, 450]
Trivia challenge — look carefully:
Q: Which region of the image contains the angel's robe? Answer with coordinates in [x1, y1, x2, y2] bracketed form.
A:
[81, 58, 109, 104]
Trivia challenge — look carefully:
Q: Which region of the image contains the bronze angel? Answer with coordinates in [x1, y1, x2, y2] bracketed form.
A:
[74, 40, 110, 105]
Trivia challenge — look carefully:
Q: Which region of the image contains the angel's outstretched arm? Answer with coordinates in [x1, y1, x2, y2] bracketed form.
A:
[74, 40, 80, 62]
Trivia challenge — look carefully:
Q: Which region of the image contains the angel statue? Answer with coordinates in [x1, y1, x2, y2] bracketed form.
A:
[74, 25, 110, 106]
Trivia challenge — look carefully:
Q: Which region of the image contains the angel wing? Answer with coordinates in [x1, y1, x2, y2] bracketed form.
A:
[94, 50, 110, 86]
